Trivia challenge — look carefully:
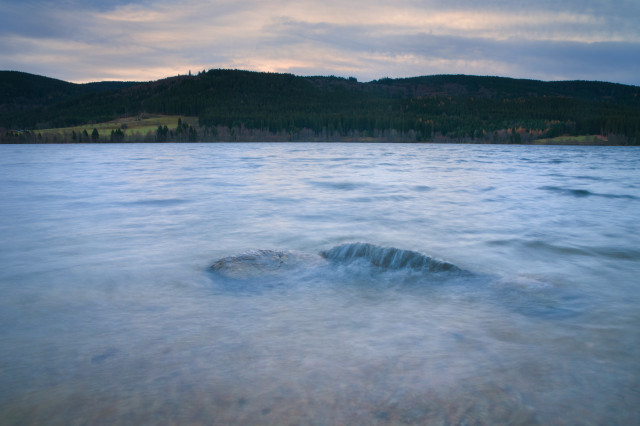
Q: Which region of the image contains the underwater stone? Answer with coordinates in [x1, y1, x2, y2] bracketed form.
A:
[210, 249, 326, 279]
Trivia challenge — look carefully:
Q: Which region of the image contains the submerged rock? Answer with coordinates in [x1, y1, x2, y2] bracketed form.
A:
[210, 249, 326, 279]
[210, 243, 462, 280]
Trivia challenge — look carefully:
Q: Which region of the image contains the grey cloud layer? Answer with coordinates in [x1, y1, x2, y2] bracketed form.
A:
[1, 0, 639, 84]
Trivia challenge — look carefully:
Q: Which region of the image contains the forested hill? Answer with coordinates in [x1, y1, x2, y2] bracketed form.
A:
[0, 71, 139, 117]
[2, 69, 640, 144]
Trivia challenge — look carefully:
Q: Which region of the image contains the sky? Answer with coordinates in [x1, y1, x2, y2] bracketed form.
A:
[2, 0, 640, 85]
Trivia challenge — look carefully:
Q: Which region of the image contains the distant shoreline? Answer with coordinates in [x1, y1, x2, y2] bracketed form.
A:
[1, 114, 631, 145]
[1, 138, 632, 146]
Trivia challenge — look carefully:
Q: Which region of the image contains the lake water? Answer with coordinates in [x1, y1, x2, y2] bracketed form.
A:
[1, 143, 639, 425]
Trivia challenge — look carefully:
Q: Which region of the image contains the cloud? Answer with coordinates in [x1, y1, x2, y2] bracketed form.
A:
[1, 0, 639, 85]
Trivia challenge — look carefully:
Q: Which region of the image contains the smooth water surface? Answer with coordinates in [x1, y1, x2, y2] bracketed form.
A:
[1, 143, 639, 424]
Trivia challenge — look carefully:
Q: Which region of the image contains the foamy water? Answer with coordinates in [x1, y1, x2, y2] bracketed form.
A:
[1, 143, 639, 424]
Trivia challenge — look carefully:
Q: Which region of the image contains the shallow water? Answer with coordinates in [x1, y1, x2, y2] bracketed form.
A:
[1, 143, 639, 424]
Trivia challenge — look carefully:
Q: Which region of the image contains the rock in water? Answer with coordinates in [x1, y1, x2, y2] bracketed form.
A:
[210, 243, 461, 280]
[320, 242, 460, 272]
[210, 249, 326, 279]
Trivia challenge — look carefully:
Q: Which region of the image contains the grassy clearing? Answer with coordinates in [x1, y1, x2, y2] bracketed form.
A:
[38, 115, 198, 140]
[533, 135, 608, 145]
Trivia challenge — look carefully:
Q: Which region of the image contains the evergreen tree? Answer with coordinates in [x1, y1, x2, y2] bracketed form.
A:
[156, 125, 169, 142]
[110, 128, 125, 142]
[188, 125, 197, 142]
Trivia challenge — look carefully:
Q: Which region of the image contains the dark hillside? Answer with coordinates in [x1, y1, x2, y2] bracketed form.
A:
[0, 71, 140, 122]
[1, 69, 639, 143]
[368, 75, 640, 104]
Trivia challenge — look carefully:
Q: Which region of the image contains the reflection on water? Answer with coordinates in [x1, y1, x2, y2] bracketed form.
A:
[1, 143, 639, 424]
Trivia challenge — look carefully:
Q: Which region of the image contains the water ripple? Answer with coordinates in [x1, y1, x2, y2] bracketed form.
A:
[540, 186, 638, 200]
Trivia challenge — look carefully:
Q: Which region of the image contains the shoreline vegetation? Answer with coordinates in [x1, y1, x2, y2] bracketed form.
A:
[1, 69, 639, 145]
[0, 115, 622, 145]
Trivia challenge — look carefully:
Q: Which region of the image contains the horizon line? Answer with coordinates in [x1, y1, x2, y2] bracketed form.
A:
[2, 68, 638, 88]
